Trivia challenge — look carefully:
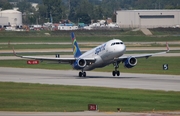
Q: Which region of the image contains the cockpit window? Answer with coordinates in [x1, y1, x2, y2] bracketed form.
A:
[111, 42, 123, 46]
[111, 43, 115, 46]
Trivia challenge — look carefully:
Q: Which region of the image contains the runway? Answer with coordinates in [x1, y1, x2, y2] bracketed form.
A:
[0, 67, 179, 91]
[0, 111, 180, 116]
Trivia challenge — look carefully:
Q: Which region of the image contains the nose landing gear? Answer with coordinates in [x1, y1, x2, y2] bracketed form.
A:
[112, 62, 120, 76]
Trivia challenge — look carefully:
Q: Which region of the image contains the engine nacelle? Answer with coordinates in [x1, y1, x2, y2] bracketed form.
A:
[73, 58, 87, 69]
[124, 57, 137, 68]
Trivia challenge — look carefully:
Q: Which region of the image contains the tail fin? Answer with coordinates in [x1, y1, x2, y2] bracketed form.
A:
[71, 32, 82, 58]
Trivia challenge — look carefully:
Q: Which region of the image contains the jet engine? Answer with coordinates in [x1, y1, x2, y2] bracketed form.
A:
[73, 58, 87, 69]
[124, 57, 137, 68]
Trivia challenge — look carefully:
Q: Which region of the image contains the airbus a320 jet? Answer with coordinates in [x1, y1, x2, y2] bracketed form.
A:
[13, 32, 169, 77]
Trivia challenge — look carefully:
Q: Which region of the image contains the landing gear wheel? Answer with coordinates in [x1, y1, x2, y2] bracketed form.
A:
[79, 72, 82, 77]
[112, 71, 116, 76]
[117, 71, 120, 76]
[112, 71, 120, 76]
[83, 72, 86, 77]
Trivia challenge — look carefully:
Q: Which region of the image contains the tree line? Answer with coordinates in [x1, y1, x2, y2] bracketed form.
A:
[1, 0, 180, 25]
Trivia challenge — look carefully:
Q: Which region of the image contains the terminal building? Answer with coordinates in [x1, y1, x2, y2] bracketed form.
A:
[116, 10, 180, 28]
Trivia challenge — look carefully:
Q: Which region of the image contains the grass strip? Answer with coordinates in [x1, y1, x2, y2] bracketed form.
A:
[0, 44, 91, 50]
[0, 43, 180, 50]
[0, 35, 180, 43]
[0, 82, 180, 112]
[1, 50, 180, 56]
[0, 57, 179, 75]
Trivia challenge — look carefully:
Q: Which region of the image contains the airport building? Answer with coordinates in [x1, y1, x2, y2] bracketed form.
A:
[116, 10, 180, 28]
[0, 9, 22, 27]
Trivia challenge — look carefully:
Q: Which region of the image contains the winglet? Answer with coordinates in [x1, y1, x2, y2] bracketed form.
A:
[12, 46, 17, 56]
[166, 42, 170, 52]
[12, 47, 21, 57]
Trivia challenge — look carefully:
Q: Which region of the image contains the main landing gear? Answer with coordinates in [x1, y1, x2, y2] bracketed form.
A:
[112, 62, 120, 76]
[79, 70, 86, 77]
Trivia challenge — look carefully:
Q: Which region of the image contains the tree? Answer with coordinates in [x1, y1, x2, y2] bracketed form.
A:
[38, 4, 48, 23]
[0, 0, 12, 10]
[91, 6, 103, 21]
[42, 0, 63, 23]
[3, 0, 180, 25]
[111, 13, 116, 23]
[68, 0, 93, 23]
[17, 0, 32, 14]
[68, 7, 77, 22]
[76, 13, 91, 24]
[100, 0, 121, 18]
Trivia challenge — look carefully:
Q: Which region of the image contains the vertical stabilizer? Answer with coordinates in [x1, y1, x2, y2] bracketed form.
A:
[71, 32, 82, 58]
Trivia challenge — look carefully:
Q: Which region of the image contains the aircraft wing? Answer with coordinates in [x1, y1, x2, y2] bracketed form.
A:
[13, 48, 96, 64]
[115, 42, 170, 62]
[115, 51, 168, 61]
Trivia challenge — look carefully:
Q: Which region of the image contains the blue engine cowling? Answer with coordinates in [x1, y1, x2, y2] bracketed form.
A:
[124, 57, 137, 68]
[73, 58, 87, 70]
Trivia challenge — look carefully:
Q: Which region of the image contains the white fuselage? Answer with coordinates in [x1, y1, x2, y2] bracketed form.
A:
[79, 39, 126, 71]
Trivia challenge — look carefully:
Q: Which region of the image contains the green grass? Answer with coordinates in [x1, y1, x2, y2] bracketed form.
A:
[95, 57, 180, 75]
[1, 50, 180, 57]
[0, 41, 180, 50]
[0, 29, 179, 43]
[0, 44, 92, 50]
[0, 30, 180, 112]
[126, 50, 180, 54]
[0, 52, 72, 56]
[0, 57, 179, 75]
[0, 35, 180, 43]
[150, 28, 180, 35]
[0, 82, 180, 112]
[0, 29, 144, 37]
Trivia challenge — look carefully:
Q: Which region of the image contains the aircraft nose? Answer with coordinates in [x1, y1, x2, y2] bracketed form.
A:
[115, 44, 126, 54]
[122, 45, 126, 52]
[120, 45, 126, 53]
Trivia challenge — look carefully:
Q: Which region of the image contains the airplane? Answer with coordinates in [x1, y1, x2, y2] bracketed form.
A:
[13, 32, 169, 77]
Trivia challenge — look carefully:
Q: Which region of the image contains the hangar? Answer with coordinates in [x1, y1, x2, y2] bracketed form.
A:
[116, 10, 180, 28]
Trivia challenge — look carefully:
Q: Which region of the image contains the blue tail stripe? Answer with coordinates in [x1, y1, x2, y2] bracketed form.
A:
[71, 32, 82, 58]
